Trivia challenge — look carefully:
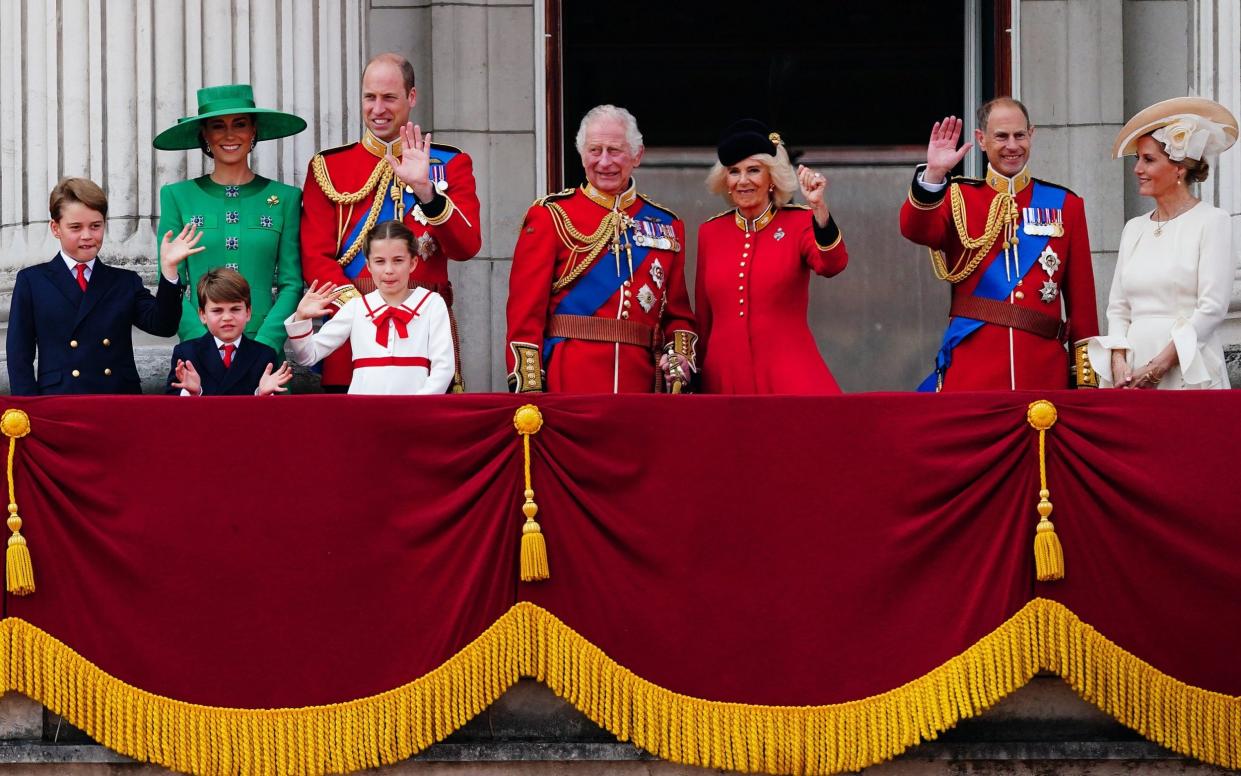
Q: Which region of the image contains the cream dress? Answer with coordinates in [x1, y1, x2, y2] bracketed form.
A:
[1088, 202, 1236, 389]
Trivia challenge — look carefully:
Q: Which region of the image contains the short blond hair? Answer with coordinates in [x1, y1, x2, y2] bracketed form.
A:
[705, 144, 798, 207]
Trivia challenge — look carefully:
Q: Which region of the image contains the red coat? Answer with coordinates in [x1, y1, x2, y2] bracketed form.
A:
[899, 166, 1099, 390]
[300, 131, 481, 388]
[505, 183, 696, 393]
[695, 205, 848, 394]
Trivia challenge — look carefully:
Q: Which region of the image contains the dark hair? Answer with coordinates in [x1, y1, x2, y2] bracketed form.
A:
[197, 267, 252, 310]
[365, 52, 416, 92]
[977, 97, 1032, 133]
[364, 220, 418, 259]
[49, 177, 108, 221]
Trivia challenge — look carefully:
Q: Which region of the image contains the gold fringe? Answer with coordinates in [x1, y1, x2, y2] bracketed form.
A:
[1, 599, 1237, 776]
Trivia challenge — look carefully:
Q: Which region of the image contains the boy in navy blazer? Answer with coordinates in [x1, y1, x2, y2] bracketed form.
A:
[167, 268, 293, 396]
[7, 178, 190, 395]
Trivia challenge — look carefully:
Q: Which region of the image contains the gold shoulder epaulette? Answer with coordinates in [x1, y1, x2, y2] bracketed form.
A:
[534, 188, 575, 207]
[637, 193, 679, 220]
[951, 175, 985, 186]
[1031, 177, 1077, 198]
[430, 141, 465, 155]
[704, 209, 733, 223]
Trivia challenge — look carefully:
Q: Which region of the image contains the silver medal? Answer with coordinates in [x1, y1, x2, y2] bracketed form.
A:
[637, 284, 656, 312]
[1038, 246, 1061, 277]
[1040, 280, 1059, 303]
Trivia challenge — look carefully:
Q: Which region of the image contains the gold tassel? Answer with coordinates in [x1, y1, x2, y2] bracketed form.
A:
[2, 409, 34, 595]
[514, 405, 548, 582]
[1026, 400, 1064, 581]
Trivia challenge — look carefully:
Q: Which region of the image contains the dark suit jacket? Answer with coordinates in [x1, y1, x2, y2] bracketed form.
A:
[165, 334, 279, 396]
[6, 255, 182, 395]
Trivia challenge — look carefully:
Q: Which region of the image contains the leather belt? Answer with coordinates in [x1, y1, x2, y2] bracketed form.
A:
[548, 314, 655, 349]
[951, 296, 1066, 340]
[352, 278, 455, 307]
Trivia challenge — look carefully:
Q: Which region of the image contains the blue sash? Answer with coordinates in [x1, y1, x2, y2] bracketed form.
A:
[338, 186, 417, 279]
[543, 201, 672, 362]
[336, 145, 461, 278]
[917, 181, 1066, 391]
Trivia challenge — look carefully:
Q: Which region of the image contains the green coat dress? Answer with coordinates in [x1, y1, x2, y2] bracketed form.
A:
[157, 176, 302, 352]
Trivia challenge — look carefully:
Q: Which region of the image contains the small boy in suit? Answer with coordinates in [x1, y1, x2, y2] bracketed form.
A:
[167, 268, 293, 396]
[7, 177, 188, 395]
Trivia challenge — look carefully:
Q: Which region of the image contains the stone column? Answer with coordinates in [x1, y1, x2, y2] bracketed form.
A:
[1189, 0, 1241, 356]
[1020, 0, 1128, 317]
[0, 0, 365, 315]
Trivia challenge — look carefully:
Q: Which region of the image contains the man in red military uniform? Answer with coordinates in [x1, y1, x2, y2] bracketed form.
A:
[301, 52, 481, 391]
[900, 97, 1098, 391]
[505, 105, 696, 393]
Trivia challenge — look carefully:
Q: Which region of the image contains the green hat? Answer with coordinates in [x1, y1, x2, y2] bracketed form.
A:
[153, 84, 307, 151]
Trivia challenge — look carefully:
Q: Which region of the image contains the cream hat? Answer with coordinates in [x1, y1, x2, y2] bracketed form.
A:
[1111, 97, 1237, 160]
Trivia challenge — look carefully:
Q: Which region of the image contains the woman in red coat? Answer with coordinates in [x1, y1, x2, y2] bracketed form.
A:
[694, 120, 849, 393]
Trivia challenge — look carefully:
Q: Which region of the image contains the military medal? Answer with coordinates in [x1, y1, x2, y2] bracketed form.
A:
[430, 162, 448, 193]
[637, 284, 655, 313]
[773, 227, 786, 241]
[1023, 208, 1065, 237]
[1040, 279, 1059, 303]
[649, 257, 665, 289]
[1038, 246, 1061, 277]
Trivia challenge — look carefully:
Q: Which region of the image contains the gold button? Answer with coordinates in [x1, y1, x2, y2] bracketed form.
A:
[69, 340, 78, 348]
[624, 290, 632, 298]
[622, 300, 631, 308]
[621, 311, 629, 319]
[738, 285, 744, 291]
[740, 262, 746, 267]
[745, 232, 751, 238]
[1015, 291, 1025, 300]
[104, 368, 112, 376]
[739, 311, 745, 317]
[738, 272, 745, 278]
[623, 280, 631, 288]
[71, 369, 80, 378]
[102, 338, 111, 346]
[742, 253, 749, 258]
[738, 299, 745, 304]
[744, 243, 751, 249]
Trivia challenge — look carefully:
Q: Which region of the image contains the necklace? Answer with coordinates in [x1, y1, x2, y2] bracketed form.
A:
[1152, 199, 1198, 237]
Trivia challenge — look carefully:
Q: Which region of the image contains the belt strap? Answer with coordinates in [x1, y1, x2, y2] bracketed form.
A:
[950, 296, 1066, 340]
[548, 314, 655, 349]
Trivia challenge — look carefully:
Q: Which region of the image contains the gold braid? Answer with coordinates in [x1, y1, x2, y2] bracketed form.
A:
[930, 183, 1019, 283]
[547, 203, 621, 291]
[310, 154, 400, 267]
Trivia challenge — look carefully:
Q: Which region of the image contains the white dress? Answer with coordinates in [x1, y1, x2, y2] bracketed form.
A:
[285, 288, 455, 395]
[1087, 202, 1236, 389]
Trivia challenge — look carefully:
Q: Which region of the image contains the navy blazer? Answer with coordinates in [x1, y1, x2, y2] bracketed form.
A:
[165, 334, 279, 396]
[6, 255, 182, 395]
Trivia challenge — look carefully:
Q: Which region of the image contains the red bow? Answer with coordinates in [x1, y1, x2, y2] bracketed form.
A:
[372, 306, 414, 348]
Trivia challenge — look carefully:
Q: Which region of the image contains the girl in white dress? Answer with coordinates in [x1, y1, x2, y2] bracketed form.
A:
[285, 221, 455, 394]
[1088, 97, 1238, 389]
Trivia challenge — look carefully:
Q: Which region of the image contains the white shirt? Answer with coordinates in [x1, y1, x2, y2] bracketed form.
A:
[60, 253, 96, 282]
[285, 288, 455, 395]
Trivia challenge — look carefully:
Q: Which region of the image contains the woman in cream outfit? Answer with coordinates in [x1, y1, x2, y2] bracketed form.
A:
[1088, 97, 1239, 389]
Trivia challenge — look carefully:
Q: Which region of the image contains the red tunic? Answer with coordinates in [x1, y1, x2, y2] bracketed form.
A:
[505, 183, 696, 393]
[695, 205, 848, 394]
[300, 131, 481, 388]
[899, 166, 1099, 390]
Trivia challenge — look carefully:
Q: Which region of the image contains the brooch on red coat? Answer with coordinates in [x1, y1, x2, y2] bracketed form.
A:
[773, 227, 786, 241]
[1040, 280, 1059, 303]
[417, 233, 438, 259]
[1038, 246, 1061, 276]
[637, 284, 656, 312]
[649, 258, 665, 289]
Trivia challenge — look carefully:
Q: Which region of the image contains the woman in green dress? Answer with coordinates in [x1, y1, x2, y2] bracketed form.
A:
[154, 85, 307, 353]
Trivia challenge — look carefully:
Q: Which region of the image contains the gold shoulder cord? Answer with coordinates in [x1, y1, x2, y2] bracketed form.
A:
[310, 154, 400, 268]
[930, 183, 1018, 283]
[546, 203, 621, 292]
